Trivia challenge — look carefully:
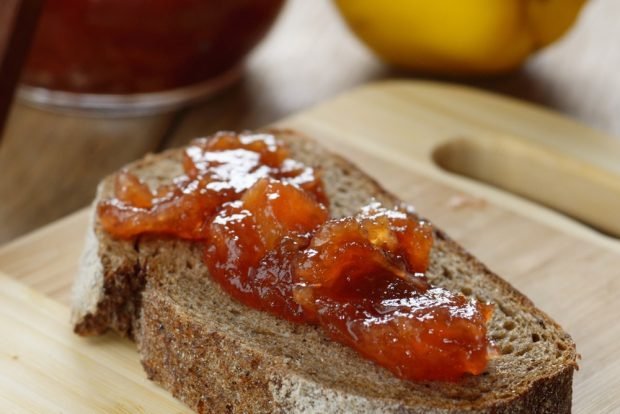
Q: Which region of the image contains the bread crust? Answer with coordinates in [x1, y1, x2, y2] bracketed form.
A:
[71, 129, 577, 413]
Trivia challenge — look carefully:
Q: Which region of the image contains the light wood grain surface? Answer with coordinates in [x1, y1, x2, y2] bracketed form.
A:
[0, 272, 191, 413]
[1, 82, 619, 412]
[1, 0, 620, 242]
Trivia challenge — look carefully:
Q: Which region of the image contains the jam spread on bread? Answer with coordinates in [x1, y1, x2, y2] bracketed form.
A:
[294, 203, 492, 380]
[98, 133, 326, 239]
[207, 178, 328, 322]
[99, 132, 492, 381]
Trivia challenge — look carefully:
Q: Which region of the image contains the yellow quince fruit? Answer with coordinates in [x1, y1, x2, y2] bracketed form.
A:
[334, 0, 587, 75]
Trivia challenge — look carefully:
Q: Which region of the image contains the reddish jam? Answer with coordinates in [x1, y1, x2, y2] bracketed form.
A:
[23, 0, 284, 94]
[98, 132, 326, 239]
[206, 178, 328, 322]
[99, 132, 492, 382]
[294, 204, 492, 381]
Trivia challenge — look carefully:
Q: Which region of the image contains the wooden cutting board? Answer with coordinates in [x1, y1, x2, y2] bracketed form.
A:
[1, 81, 619, 413]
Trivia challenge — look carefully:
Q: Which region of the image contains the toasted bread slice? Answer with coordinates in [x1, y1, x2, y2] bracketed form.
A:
[72, 129, 577, 413]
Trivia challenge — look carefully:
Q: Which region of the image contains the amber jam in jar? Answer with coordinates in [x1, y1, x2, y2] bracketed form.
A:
[20, 0, 284, 114]
[99, 132, 493, 381]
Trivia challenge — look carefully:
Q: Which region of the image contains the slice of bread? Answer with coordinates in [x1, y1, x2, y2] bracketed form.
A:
[72, 129, 577, 413]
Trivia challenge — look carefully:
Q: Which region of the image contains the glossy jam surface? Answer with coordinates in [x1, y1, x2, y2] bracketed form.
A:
[24, 0, 284, 94]
[98, 132, 326, 239]
[294, 204, 492, 381]
[99, 132, 492, 381]
[206, 178, 328, 322]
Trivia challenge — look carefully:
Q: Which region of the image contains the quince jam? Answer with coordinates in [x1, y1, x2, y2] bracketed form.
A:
[99, 132, 492, 381]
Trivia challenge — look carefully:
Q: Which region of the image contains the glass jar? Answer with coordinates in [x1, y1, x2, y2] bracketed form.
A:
[19, 0, 285, 115]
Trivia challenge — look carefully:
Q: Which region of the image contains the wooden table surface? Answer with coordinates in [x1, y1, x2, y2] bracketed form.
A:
[1, 0, 619, 243]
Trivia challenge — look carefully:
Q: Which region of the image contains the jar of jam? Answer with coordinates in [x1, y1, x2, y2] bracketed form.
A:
[19, 0, 285, 114]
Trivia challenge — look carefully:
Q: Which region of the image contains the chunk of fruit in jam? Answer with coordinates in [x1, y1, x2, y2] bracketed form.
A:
[98, 132, 326, 239]
[294, 203, 433, 299]
[114, 170, 153, 209]
[98, 172, 226, 239]
[293, 203, 492, 381]
[205, 178, 328, 322]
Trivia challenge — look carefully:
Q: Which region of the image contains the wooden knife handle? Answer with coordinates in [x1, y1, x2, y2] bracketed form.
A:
[433, 135, 620, 238]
